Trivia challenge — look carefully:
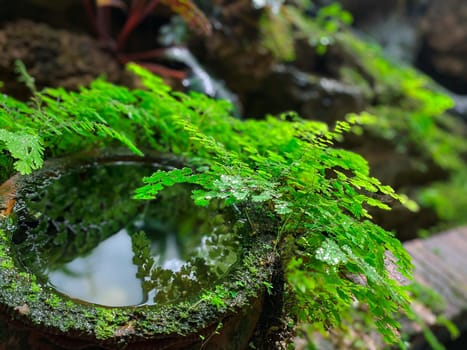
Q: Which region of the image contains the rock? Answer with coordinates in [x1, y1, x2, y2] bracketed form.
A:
[418, 0, 467, 93]
[339, 0, 399, 24]
[449, 93, 467, 121]
[244, 64, 368, 121]
[404, 227, 467, 348]
[189, 0, 276, 95]
[0, 0, 88, 37]
[358, 14, 421, 64]
[0, 20, 126, 99]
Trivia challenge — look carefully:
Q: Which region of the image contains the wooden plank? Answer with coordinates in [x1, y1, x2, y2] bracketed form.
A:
[309, 227, 467, 349]
[404, 228, 467, 318]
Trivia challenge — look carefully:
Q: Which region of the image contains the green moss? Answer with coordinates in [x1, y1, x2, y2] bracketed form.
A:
[45, 294, 61, 308]
[336, 31, 466, 169]
[334, 31, 467, 233]
[0, 221, 273, 345]
[419, 168, 467, 227]
[0, 230, 14, 269]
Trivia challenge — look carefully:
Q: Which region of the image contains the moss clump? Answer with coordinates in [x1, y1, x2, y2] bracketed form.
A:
[0, 225, 274, 346]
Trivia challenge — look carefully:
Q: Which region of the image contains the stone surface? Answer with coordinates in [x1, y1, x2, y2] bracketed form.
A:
[358, 14, 421, 64]
[0, 0, 85, 31]
[418, 0, 467, 93]
[339, 0, 399, 24]
[189, 0, 275, 97]
[244, 64, 368, 121]
[0, 20, 126, 99]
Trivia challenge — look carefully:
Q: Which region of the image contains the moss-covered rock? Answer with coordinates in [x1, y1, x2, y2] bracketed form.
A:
[0, 152, 275, 349]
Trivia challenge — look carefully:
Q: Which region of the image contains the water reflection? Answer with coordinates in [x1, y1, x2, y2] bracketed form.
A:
[12, 162, 240, 307]
[48, 229, 142, 306]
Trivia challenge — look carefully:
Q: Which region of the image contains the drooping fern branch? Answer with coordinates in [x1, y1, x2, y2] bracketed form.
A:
[125, 64, 416, 345]
[0, 61, 153, 177]
[0, 62, 416, 346]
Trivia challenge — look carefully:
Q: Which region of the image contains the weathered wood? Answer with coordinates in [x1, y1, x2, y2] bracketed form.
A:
[405, 228, 467, 319]
[404, 227, 467, 348]
[309, 227, 467, 349]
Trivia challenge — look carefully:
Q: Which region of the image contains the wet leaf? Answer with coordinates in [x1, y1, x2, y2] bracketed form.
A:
[315, 239, 347, 266]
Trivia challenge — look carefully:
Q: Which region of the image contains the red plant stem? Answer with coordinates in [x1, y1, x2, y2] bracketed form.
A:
[116, 0, 145, 50]
[82, 0, 97, 33]
[96, 5, 113, 44]
[141, 0, 162, 21]
[121, 48, 166, 61]
[137, 62, 188, 80]
[130, 0, 146, 11]
[117, 0, 161, 51]
[119, 55, 187, 80]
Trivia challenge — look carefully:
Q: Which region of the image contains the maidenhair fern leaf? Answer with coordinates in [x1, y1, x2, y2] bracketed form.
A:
[134, 168, 197, 199]
[127, 63, 172, 95]
[93, 123, 143, 156]
[315, 239, 348, 266]
[0, 130, 43, 174]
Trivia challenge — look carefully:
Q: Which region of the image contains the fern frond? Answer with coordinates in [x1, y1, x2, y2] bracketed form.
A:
[0, 130, 43, 174]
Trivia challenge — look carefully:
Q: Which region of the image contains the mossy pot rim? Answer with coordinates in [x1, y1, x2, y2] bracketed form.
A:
[0, 149, 275, 348]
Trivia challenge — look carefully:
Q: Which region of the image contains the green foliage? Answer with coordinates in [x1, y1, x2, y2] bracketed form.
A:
[128, 64, 414, 345]
[259, 0, 465, 174]
[14, 59, 37, 94]
[200, 285, 229, 310]
[337, 32, 466, 172]
[0, 63, 414, 346]
[259, 0, 353, 59]
[334, 30, 467, 231]
[419, 168, 467, 226]
[260, 0, 467, 232]
[0, 129, 43, 174]
[268, 6, 465, 344]
[406, 282, 459, 349]
[0, 63, 155, 178]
